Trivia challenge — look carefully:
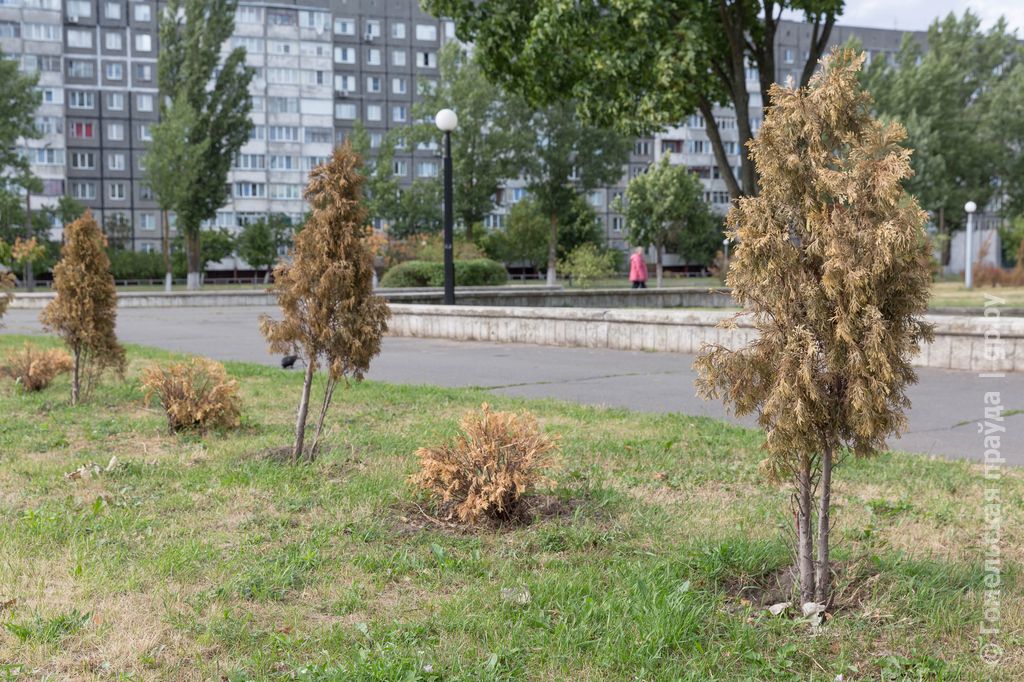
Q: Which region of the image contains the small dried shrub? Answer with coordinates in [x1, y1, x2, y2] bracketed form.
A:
[0, 270, 13, 322]
[410, 403, 558, 524]
[1, 345, 73, 391]
[973, 264, 1024, 287]
[141, 358, 242, 432]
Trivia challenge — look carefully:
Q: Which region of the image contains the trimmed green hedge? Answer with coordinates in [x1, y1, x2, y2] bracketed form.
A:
[380, 259, 508, 288]
[106, 250, 166, 280]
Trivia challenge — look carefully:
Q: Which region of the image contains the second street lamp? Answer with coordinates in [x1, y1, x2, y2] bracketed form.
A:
[435, 108, 458, 305]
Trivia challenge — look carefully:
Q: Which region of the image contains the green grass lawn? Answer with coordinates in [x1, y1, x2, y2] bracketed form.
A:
[0, 335, 1021, 680]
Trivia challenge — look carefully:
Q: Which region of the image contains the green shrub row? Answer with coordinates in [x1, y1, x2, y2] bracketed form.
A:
[380, 259, 508, 288]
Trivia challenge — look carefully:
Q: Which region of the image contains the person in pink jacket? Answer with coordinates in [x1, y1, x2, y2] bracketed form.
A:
[629, 247, 647, 289]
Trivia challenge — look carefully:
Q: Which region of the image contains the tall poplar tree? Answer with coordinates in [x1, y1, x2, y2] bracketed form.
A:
[157, 0, 254, 290]
[695, 51, 933, 605]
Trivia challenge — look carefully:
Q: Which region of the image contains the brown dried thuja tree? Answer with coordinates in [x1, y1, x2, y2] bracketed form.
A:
[695, 50, 934, 607]
[260, 144, 390, 463]
[41, 211, 126, 404]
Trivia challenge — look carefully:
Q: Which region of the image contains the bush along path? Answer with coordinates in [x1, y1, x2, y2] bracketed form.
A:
[0, 334, 1020, 680]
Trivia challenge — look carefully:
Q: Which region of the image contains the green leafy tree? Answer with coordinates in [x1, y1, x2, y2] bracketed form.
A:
[103, 213, 133, 251]
[260, 144, 389, 463]
[144, 97, 210, 291]
[481, 199, 549, 268]
[48, 195, 86, 227]
[411, 43, 528, 241]
[427, 0, 843, 199]
[391, 180, 443, 238]
[237, 214, 292, 283]
[862, 11, 1023, 263]
[157, 0, 254, 289]
[615, 157, 720, 286]
[514, 100, 630, 285]
[559, 243, 617, 288]
[172, 228, 235, 279]
[40, 211, 126, 404]
[350, 123, 403, 230]
[0, 47, 40, 200]
[695, 51, 933, 605]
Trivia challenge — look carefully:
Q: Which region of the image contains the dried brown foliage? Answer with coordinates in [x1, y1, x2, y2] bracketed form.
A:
[0, 270, 13, 322]
[973, 264, 1024, 287]
[141, 358, 242, 432]
[410, 403, 558, 524]
[695, 50, 933, 606]
[260, 144, 389, 462]
[1, 344, 73, 391]
[40, 211, 125, 404]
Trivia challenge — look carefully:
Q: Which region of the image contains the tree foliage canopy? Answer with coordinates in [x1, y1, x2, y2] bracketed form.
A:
[695, 50, 933, 603]
[0, 47, 41, 195]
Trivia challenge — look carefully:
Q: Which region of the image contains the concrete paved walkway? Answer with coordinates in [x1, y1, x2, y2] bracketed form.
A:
[4, 306, 1021, 464]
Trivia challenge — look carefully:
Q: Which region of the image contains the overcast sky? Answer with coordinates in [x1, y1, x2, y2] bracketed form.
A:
[787, 1, 1023, 34]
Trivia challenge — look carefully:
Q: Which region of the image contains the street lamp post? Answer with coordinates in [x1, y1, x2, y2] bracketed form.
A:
[964, 200, 977, 290]
[435, 108, 458, 305]
[722, 237, 730, 275]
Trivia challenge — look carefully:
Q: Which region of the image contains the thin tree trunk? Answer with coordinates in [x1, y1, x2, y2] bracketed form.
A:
[814, 444, 834, 604]
[655, 243, 664, 288]
[699, 98, 743, 201]
[796, 458, 815, 603]
[186, 230, 202, 291]
[546, 212, 558, 287]
[293, 360, 315, 463]
[71, 349, 80, 406]
[309, 377, 338, 459]
[162, 209, 172, 292]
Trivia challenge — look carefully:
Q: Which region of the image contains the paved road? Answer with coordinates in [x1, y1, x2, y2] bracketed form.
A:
[4, 306, 1022, 464]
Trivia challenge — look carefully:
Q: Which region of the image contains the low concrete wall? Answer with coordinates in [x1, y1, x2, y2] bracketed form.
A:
[388, 304, 1024, 373]
[9, 286, 736, 310]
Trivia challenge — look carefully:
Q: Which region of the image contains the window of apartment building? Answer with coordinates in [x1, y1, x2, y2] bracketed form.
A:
[270, 184, 301, 200]
[268, 96, 299, 114]
[510, 188, 527, 204]
[267, 9, 295, 26]
[135, 33, 152, 52]
[366, 104, 382, 122]
[268, 125, 299, 142]
[392, 105, 407, 123]
[416, 161, 439, 178]
[107, 183, 126, 200]
[267, 68, 299, 84]
[334, 74, 356, 93]
[369, 132, 382, 148]
[234, 153, 265, 170]
[105, 2, 121, 19]
[140, 184, 154, 200]
[687, 139, 706, 154]
[588, 190, 604, 207]
[392, 78, 407, 95]
[722, 141, 738, 155]
[249, 125, 265, 140]
[139, 213, 156, 230]
[417, 51, 437, 68]
[415, 24, 437, 41]
[365, 19, 381, 39]
[69, 90, 95, 109]
[783, 48, 794, 64]
[135, 63, 152, 81]
[633, 141, 651, 156]
[299, 10, 327, 30]
[136, 93, 154, 112]
[302, 156, 328, 170]
[300, 42, 328, 57]
[67, 29, 94, 49]
[269, 155, 298, 170]
[108, 153, 126, 171]
[107, 92, 124, 110]
[390, 49, 407, 67]
[334, 46, 356, 64]
[484, 214, 505, 230]
[686, 114, 705, 128]
[29, 148, 64, 165]
[67, 0, 92, 18]
[105, 31, 123, 50]
[23, 55, 63, 72]
[717, 117, 736, 130]
[392, 135, 407, 150]
[0, 22, 19, 38]
[104, 60, 123, 79]
[269, 41, 296, 55]
[139, 123, 152, 140]
[366, 76, 381, 93]
[35, 116, 64, 135]
[232, 36, 263, 53]
[612, 216, 624, 232]
[234, 182, 266, 198]
[236, 5, 261, 24]
[334, 17, 355, 35]
[133, 3, 151, 22]
[107, 122, 124, 140]
[392, 160, 407, 177]
[24, 23, 60, 41]
[301, 69, 325, 86]
[391, 21, 406, 39]
[72, 182, 96, 200]
[366, 48, 381, 66]
[416, 140, 438, 152]
[40, 88, 62, 104]
[304, 127, 331, 144]
[68, 60, 95, 79]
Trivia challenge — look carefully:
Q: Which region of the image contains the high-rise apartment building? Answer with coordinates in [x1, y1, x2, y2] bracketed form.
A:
[3, 4, 929, 261]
